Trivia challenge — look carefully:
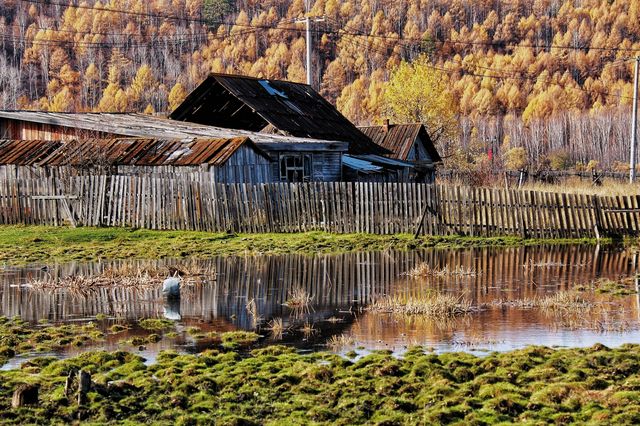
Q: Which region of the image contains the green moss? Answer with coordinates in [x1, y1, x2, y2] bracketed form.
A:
[220, 331, 260, 349]
[0, 225, 606, 265]
[138, 319, 176, 331]
[594, 278, 637, 296]
[109, 324, 128, 333]
[3, 343, 640, 424]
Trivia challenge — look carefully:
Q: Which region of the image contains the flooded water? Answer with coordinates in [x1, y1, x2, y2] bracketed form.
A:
[1, 244, 639, 363]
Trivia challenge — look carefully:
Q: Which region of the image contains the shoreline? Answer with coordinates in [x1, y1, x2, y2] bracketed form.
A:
[0, 225, 608, 265]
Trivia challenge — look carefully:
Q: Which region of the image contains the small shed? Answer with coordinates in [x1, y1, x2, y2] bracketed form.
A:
[358, 122, 442, 182]
[0, 137, 273, 183]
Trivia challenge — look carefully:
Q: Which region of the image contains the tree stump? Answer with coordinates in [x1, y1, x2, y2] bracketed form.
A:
[11, 384, 39, 408]
[78, 370, 91, 405]
[64, 370, 74, 398]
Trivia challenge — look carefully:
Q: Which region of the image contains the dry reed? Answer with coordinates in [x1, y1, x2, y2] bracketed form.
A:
[245, 298, 262, 329]
[327, 333, 355, 349]
[369, 293, 474, 319]
[405, 263, 479, 278]
[299, 322, 317, 338]
[266, 317, 285, 340]
[284, 287, 313, 308]
[522, 180, 640, 196]
[26, 264, 205, 296]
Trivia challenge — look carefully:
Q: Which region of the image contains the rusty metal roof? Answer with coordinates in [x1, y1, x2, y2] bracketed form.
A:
[0, 140, 63, 165]
[169, 73, 389, 156]
[0, 111, 349, 151]
[358, 124, 442, 162]
[0, 137, 269, 166]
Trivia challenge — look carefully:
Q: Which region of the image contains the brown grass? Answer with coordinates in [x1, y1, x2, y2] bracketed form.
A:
[405, 263, 479, 278]
[246, 298, 262, 329]
[266, 317, 285, 340]
[299, 322, 317, 338]
[327, 333, 355, 349]
[28, 271, 161, 291]
[284, 287, 313, 311]
[522, 179, 640, 196]
[369, 293, 474, 318]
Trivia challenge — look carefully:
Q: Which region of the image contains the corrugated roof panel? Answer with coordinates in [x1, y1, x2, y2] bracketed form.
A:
[8, 137, 271, 167]
[342, 155, 384, 173]
[0, 140, 63, 165]
[0, 111, 350, 150]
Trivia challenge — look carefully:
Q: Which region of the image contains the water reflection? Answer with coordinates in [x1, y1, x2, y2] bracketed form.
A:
[0, 244, 638, 354]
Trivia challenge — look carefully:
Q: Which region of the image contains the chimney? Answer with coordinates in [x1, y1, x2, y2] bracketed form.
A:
[383, 118, 390, 133]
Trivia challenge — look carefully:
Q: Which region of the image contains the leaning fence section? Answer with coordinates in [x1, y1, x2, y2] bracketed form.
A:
[0, 175, 638, 238]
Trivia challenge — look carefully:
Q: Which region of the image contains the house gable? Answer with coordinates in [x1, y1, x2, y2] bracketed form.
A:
[169, 73, 388, 156]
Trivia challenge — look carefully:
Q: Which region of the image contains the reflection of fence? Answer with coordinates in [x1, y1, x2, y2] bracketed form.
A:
[0, 246, 634, 323]
[0, 175, 639, 238]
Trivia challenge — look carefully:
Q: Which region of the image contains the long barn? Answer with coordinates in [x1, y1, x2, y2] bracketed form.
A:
[0, 137, 273, 183]
[0, 111, 349, 182]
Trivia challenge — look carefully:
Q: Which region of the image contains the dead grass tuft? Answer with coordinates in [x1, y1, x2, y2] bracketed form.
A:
[405, 263, 479, 278]
[369, 293, 474, 319]
[266, 317, 285, 340]
[327, 333, 355, 349]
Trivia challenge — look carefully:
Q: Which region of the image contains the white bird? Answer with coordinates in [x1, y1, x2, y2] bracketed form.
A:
[162, 274, 181, 298]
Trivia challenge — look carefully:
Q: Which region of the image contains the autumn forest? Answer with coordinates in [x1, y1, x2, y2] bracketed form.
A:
[1, 0, 640, 172]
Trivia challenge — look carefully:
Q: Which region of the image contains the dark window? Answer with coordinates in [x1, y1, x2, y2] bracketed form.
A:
[279, 154, 312, 182]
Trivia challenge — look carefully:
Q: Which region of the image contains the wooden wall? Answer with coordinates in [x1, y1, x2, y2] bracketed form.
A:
[0, 119, 113, 140]
[269, 151, 343, 182]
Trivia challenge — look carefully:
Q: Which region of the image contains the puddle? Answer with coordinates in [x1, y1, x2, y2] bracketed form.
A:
[1, 244, 639, 364]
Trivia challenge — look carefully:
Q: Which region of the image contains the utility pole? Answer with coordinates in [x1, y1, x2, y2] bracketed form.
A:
[631, 56, 640, 183]
[296, 15, 324, 88]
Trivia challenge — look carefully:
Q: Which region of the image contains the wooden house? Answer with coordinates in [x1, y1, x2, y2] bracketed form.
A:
[0, 111, 348, 182]
[0, 137, 272, 183]
[168, 74, 408, 182]
[358, 121, 442, 182]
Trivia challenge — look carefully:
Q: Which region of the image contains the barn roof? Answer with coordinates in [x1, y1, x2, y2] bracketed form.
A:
[0, 137, 270, 166]
[169, 73, 388, 156]
[0, 140, 63, 165]
[358, 123, 442, 162]
[0, 111, 349, 151]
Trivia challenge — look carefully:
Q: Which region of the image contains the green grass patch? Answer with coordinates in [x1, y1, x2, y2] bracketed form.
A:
[0, 225, 604, 265]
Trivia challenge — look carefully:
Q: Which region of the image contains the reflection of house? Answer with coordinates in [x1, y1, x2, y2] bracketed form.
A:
[0, 137, 273, 182]
[358, 121, 442, 183]
[168, 73, 412, 182]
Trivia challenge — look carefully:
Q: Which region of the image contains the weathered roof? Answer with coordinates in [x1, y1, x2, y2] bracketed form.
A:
[169, 73, 388, 155]
[342, 155, 384, 174]
[0, 140, 63, 165]
[358, 123, 442, 162]
[0, 111, 349, 151]
[0, 137, 270, 166]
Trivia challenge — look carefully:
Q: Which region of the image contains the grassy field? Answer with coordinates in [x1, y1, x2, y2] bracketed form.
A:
[522, 179, 640, 196]
[0, 225, 603, 265]
[3, 340, 640, 424]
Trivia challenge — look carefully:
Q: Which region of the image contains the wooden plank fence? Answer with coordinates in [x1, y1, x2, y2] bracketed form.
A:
[0, 174, 638, 238]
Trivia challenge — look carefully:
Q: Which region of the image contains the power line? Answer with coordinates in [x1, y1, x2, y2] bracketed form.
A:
[339, 32, 634, 103]
[15, 1, 640, 54]
[323, 17, 640, 54]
